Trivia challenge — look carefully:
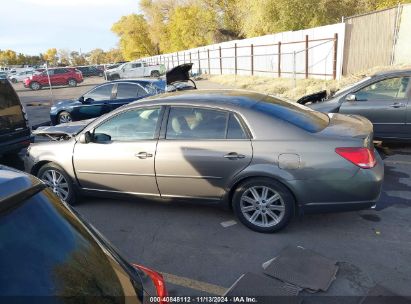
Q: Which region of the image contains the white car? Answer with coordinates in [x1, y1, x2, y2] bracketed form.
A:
[105, 61, 165, 80]
[8, 70, 34, 83]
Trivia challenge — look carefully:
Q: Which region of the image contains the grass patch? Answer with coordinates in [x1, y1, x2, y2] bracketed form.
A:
[206, 65, 411, 101]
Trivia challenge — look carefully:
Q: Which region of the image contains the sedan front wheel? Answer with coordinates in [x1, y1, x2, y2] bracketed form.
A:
[232, 178, 294, 233]
[38, 163, 77, 205]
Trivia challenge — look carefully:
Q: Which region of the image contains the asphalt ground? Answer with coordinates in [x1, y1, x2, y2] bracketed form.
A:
[2, 77, 411, 301]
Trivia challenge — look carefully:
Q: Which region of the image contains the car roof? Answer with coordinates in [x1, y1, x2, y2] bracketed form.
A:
[126, 89, 271, 110]
[373, 69, 411, 77]
[110, 79, 165, 84]
[0, 165, 44, 202]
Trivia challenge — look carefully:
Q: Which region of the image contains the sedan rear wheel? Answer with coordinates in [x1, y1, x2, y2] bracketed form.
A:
[233, 178, 294, 233]
[58, 111, 72, 124]
[38, 163, 76, 205]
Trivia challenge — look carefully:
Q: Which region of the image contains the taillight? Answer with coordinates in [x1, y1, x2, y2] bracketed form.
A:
[335, 147, 376, 169]
[132, 264, 168, 304]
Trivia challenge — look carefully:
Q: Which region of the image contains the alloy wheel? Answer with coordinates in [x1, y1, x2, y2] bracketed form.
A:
[59, 113, 72, 124]
[40, 169, 70, 201]
[240, 186, 285, 228]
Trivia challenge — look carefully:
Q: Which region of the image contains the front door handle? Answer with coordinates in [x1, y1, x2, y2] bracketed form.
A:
[224, 152, 245, 160]
[135, 152, 153, 159]
[389, 102, 406, 108]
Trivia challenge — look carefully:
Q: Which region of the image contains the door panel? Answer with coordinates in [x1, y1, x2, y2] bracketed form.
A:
[73, 141, 159, 195]
[339, 77, 410, 138]
[73, 107, 162, 195]
[155, 140, 252, 198]
[155, 107, 252, 199]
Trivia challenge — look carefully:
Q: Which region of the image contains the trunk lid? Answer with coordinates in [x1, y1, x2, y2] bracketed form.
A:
[319, 113, 374, 148]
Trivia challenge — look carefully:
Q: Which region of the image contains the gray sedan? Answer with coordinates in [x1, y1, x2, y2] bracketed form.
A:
[25, 90, 383, 232]
[305, 70, 411, 140]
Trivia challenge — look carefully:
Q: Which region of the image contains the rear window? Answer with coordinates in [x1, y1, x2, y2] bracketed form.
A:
[0, 189, 143, 299]
[0, 79, 26, 135]
[253, 96, 329, 133]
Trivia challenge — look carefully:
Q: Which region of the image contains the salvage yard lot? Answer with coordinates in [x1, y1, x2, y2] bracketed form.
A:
[7, 78, 411, 298]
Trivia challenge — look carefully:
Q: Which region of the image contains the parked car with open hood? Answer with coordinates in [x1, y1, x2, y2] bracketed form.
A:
[0, 165, 168, 302]
[50, 79, 166, 125]
[299, 70, 411, 140]
[0, 77, 31, 158]
[26, 90, 383, 233]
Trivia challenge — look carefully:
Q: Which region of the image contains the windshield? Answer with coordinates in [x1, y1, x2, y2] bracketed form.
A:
[0, 188, 144, 300]
[0, 79, 26, 135]
[333, 77, 372, 97]
[254, 95, 330, 133]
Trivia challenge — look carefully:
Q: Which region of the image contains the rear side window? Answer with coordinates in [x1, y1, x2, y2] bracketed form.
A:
[227, 113, 247, 139]
[116, 83, 147, 99]
[0, 80, 26, 135]
[253, 96, 329, 133]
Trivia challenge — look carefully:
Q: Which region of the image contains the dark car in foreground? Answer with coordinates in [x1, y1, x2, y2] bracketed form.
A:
[26, 90, 383, 233]
[300, 70, 411, 140]
[50, 79, 166, 125]
[24, 67, 83, 90]
[0, 165, 168, 302]
[0, 77, 31, 158]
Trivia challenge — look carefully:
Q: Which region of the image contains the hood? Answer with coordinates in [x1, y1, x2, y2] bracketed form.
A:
[308, 98, 341, 113]
[166, 63, 193, 85]
[53, 99, 79, 107]
[33, 119, 94, 139]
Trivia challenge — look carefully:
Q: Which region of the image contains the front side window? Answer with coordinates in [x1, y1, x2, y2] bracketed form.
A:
[94, 107, 161, 141]
[131, 63, 142, 68]
[84, 84, 114, 102]
[166, 107, 231, 140]
[355, 77, 410, 101]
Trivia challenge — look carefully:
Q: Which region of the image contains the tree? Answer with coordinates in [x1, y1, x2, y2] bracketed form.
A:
[70, 51, 87, 66]
[58, 49, 71, 66]
[104, 48, 124, 63]
[166, 4, 217, 52]
[88, 48, 106, 64]
[0, 49, 17, 65]
[44, 48, 58, 66]
[111, 14, 157, 60]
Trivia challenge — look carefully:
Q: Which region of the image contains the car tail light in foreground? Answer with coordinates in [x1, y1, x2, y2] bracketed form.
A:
[132, 264, 168, 304]
[335, 147, 376, 169]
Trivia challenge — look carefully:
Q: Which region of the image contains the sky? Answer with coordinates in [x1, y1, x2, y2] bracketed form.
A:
[0, 0, 139, 55]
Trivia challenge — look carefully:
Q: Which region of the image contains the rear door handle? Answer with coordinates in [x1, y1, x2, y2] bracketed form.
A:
[389, 102, 406, 108]
[135, 152, 153, 159]
[224, 152, 245, 160]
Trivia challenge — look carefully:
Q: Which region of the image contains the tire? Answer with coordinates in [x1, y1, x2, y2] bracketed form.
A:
[58, 111, 72, 124]
[11, 78, 18, 83]
[68, 78, 77, 87]
[30, 81, 41, 90]
[232, 178, 295, 233]
[98, 72, 104, 77]
[151, 70, 160, 78]
[38, 163, 77, 205]
[111, 74, 120, 80]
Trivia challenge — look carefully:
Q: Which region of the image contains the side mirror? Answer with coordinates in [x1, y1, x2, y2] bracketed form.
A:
[122, 67, 126, 72]
[346, 94, 357, 102]
[78, 96, 84, 103]
[93, 133, 111, 143]
[78, 131, 91, 144]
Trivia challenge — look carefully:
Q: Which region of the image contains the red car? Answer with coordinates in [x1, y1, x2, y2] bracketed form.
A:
[24, 67, 83, 90]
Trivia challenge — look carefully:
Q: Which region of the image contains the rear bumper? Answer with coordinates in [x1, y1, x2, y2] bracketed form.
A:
[290, 150, 384, 213]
